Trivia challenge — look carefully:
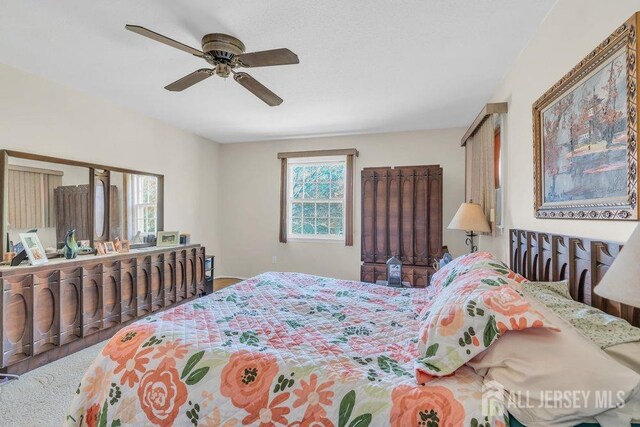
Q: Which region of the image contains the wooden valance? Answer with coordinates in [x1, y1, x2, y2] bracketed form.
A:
[460, 102, 508, 146]
[277, 148, 359, 159]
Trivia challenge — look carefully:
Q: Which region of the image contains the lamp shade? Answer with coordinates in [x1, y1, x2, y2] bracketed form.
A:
[448, 202, 491, 233]
[594, 225, 640, 308]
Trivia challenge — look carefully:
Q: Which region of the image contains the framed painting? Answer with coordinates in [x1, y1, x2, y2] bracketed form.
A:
[533, 13, 639, 220]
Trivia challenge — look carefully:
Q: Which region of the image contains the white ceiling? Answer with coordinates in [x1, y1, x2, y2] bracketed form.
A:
[0, 0, 556, 143]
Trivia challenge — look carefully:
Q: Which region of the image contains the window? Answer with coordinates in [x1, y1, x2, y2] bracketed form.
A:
[278, 149, 358, 246]
[128, 174, 158, 237]
[287, 158, 346, 240]
[462, 103, 507, 236]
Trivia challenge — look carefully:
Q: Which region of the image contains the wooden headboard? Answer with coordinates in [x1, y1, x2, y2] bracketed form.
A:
[509, 229, 639, 327]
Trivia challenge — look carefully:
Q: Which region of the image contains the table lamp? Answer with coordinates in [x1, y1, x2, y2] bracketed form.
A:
[594, 225, 640, 307]
[448, 202, 491, 253]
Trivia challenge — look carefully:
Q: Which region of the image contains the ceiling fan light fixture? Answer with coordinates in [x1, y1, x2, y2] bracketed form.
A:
[214, 63, 231, 78]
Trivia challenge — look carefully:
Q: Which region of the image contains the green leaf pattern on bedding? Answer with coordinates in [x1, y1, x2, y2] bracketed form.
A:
[66, 272, 508, 426]
[522, 280, 640, 349]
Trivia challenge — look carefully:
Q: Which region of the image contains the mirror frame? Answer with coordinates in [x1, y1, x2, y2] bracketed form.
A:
[0, 149, 164, 258]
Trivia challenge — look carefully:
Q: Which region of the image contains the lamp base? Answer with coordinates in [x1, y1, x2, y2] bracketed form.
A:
[465, 231, 478, 253]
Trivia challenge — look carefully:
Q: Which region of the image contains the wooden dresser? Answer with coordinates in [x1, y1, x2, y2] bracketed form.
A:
[360, 165, 443, 287]
[0, 244, 206, 374]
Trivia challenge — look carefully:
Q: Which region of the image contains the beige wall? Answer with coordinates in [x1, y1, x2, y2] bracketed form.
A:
[217, 129, 467, 280]
[480, 0, 640, 259]
[0, 63, 221, 257]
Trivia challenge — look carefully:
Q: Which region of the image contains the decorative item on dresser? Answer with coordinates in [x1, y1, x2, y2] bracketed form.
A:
[360, 165, 443, 287]
[0, 244, 207, 375]
[509, 229, 639, 327]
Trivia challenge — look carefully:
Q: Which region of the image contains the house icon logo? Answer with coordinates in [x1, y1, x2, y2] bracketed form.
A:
[482, 379, 507, 418]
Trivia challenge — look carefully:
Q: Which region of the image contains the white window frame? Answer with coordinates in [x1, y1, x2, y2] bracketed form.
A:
[287, 156, 346, 242]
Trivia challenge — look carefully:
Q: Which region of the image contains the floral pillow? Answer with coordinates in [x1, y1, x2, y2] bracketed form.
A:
[416, 269, 557, 380]
[430, 252, 527, 295]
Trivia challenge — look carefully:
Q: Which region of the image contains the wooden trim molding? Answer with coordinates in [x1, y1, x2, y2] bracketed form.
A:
[345, 154, 355, 246]
[460, 102, 508, 146]
[277, 148, 359, 159]
[279, 158, 288, 243]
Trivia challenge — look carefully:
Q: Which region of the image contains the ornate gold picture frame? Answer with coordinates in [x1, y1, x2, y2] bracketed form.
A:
[533, 13, 639, 220]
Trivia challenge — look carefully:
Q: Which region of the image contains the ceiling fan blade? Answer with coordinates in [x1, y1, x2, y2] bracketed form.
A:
[125, 24, 204, 57]
[234, 72, 283, 106]
[236, 48, 299, 68]
[165, 69, 212, 91]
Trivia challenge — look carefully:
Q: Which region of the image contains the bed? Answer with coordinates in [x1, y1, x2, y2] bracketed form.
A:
[66, 229, 640, 426]
[66, 272, 505, 426]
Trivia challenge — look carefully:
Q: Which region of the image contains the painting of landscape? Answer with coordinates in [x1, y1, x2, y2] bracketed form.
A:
[541, 50, 628, 206]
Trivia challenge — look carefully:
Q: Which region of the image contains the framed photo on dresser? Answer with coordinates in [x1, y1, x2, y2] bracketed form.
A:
[19, 232, 48, 266]
[157, 231, 180, 247]
[533, 13, 640, 221]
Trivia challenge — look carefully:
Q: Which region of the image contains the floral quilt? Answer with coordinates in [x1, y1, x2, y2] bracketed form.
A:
[66, 272, 507, 427]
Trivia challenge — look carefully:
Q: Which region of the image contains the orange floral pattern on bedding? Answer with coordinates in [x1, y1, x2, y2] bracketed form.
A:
[416, 267, 557, 377]
[66, 272, 508, 426]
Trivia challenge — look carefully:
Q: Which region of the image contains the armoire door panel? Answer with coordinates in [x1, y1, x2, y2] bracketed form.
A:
[360, 264, 374, 283]
[387, 169, 401, 259]
[361, 169, 376, 263]
[374, 170, 389, 263]
[413, 167, 429, 266]
[427, 168, 444, 263]
[400, 170, 415, 265]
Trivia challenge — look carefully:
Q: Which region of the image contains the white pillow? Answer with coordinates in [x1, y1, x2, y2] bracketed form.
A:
[605, 342, 640, 374]
[467, 292, 640, 427]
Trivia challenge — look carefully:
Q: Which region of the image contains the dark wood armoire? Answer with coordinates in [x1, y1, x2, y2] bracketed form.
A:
[360, 165, 443, 287]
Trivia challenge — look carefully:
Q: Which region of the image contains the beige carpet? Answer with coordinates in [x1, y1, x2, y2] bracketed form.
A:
[0, 341, 105, 427]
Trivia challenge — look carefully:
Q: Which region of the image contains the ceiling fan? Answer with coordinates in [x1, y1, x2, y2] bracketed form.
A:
[125, 25, 299, 106]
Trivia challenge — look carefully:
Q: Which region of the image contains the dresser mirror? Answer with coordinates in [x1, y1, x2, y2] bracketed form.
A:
[0, 150, 164, 257]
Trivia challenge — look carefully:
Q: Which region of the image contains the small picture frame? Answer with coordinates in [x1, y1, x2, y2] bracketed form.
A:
[95, 242, 106, 255]
[157, 231, 180, 247]
[113, 237, 121, 252]
[104, 241, 117, 254]
[119, 240, 130, 253]
[78, 240, 91, 249]
[19, 232, 48, 266]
